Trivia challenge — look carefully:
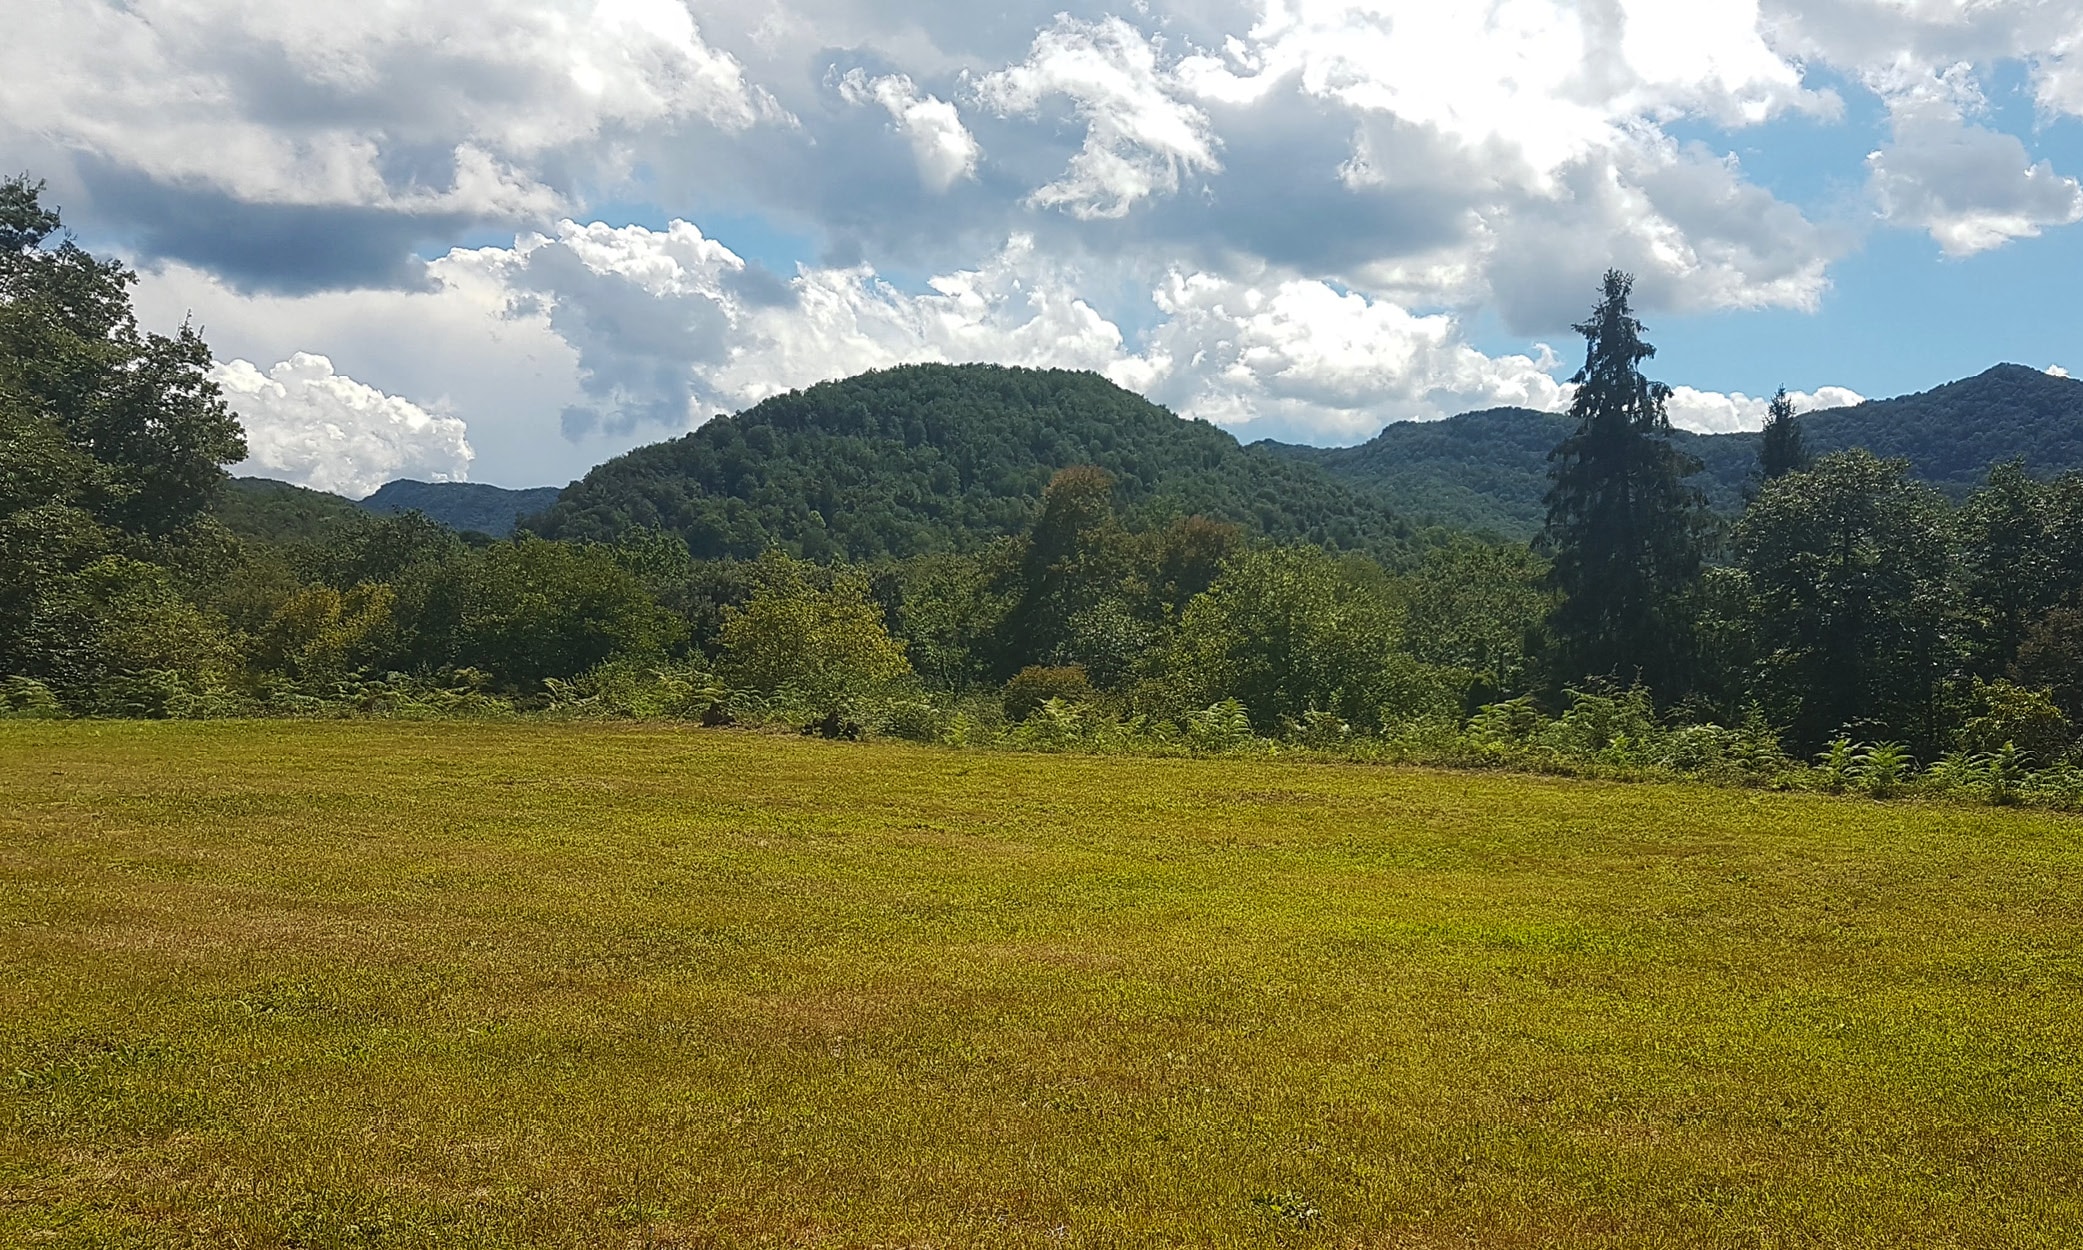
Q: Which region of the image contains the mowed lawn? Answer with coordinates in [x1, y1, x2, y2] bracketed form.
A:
[2, 723, 2081, 1248]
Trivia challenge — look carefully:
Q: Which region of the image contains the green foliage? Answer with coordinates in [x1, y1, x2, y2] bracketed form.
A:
[1000, 465, 1137, 674]
[1735, 450, 1958, 752]
[0, 675, 62, 718]
[2014, 606, 2083, 721]
[1814, 739, 1856, 794]
[1958, 678, 2071, 760]
[46, 556, 241, 716]
[256, 583, 395, 682]
[546, 656, 726, 720]
[719, 553, 915, 719]
[1757, 387, 1808, 481]
[409, 538, 686, 691]
[1540, 271, 1707, 697]
[212, 477, 369, 543]
[528, 363, 1413, 562]
[1184, 698, 1257, 753]
[0, 177, 245, 537]
[1851, 742, 1914, 798]
[1398, 538, 1551, 695]
[880, 550, 1010, 692]
[1002, 664, 1095, 721]
[1162, 546, 1457, 733]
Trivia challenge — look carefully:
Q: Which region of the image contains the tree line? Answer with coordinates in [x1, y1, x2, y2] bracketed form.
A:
[5, 176, 2082, 790]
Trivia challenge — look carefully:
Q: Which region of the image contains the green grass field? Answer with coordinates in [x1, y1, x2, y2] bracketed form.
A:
[3, 722, 2081, 1248]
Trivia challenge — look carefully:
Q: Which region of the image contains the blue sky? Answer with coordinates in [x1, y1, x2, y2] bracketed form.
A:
[8, 0, 2083, 491]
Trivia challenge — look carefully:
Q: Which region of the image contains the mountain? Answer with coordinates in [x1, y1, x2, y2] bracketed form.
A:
[215, 477, 561, 541]
[221, 363, 2083, 554]
[1797, 364, 2083, 494]
[215, 477, 371, 541]
[526, 363, 1418, 561]
[1273, 364, 2083, 539]
[360, 480, 564, 537]
[1269, 411, 1761, 536]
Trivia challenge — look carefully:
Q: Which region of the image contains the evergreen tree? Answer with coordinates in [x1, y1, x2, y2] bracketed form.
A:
[1758, 387, 1808, 480]
[1539, 270, 1705, 697]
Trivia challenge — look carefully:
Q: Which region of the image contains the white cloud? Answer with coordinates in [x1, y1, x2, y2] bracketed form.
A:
[215, 353, 474, 497]
[1176, 0, 1820, 186]
[474, 221, 1129, 433]
[1865, 66, 2083, 255]
[837, 69, 980, 191]
[28, 0, 2060, 495]
[0, 0, 780, 217]
[1664, 384, 1867, 434]
[976, 15, 1222, 219]
[1132, 270, 1570, 440]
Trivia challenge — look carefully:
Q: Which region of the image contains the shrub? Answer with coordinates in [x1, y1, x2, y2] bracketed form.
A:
[1009, 697, 1089, 752]
[1002, 665, 1095, 722]
[1958, 679, 2070, 762]
[720, 553, 915, 720]
[1184, 699, 1256, 753]
[0, 676, 64, 718]
[1852, 742, 1913, 798]
[1814, 738, 1856, 793]
[549, 657, 726, 719]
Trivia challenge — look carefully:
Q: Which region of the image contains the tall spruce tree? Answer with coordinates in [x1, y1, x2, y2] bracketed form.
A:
[1758, 386, 1808, 480]
[1540, 270, 1705, 697]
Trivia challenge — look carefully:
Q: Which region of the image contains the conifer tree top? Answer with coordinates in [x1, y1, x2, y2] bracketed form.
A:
[1568, 269, 1672, 435]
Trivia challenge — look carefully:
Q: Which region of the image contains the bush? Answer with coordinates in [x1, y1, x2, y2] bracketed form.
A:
[1958, 679, 2070, 761]
[1184, 699, 1256, 753]
[1002, 665, 1095, 721]
[547, 657, 726, 720]
[720, 553, 916, 723]
[0, 676, 64, 718]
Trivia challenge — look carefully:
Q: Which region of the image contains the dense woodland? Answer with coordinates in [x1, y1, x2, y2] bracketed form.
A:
[10, 176, 2083, 800]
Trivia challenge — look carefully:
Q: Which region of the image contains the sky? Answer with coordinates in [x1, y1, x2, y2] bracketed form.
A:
[5, 0, 2082, 495]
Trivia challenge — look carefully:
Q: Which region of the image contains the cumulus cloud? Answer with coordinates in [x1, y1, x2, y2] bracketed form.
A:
[24, 0, 2072, 493]
[443, 216, 1573, 447]
[1, 0, 786, 289]
[216, 353, 474, 497]
[837, 69, 979, 191]
[1129, 271, 1570, 441]
[1664, 384, 1867, 434]
[1176, 0, 1820, 183]
[1865, 66, 2083, 255]
[461, 221, 1129, 437]
[976, 16, 1222, 219]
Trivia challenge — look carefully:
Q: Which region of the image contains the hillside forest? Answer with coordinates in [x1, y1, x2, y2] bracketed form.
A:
[9, 175, 2083, 797]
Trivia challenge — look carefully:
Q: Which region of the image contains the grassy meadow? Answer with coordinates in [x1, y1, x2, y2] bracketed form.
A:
[2, 722, 2081, 1247]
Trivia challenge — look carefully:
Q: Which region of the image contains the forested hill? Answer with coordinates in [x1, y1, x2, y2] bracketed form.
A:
[1272, 364, 2083, 538]
[215, 478, 560, 539]
[361, 480, 563, 536]
[221, 362, 2083, 550]
[524, 364, 1417, 560]
[1268, 411, 1759, 537]
[1797, 364, 2083, 492]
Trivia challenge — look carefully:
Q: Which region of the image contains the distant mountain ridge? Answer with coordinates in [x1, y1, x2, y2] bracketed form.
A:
[360, 480, 563, 536]
[216, 478, 561, 540]
[1269, 364, 2083, 538]
[220, 363, 2083, 550]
